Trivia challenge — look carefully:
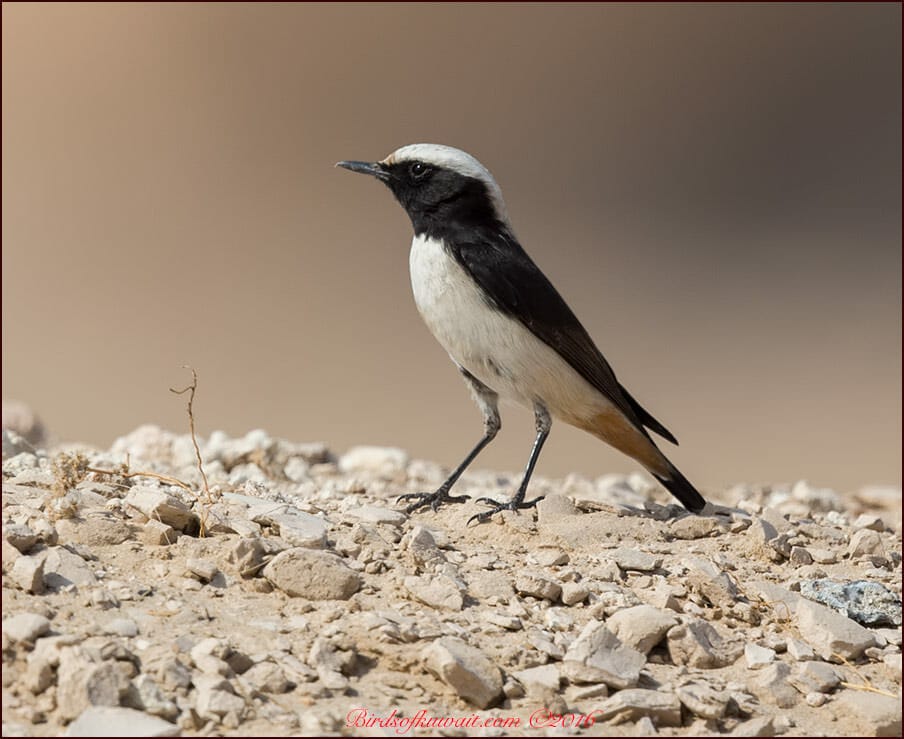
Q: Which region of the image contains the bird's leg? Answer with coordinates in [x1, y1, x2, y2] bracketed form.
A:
[469, 403, 551, 525]
[398, 371, 500, 514]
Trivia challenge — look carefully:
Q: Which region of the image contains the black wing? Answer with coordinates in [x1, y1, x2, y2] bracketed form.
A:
[450, 234, 677, 444]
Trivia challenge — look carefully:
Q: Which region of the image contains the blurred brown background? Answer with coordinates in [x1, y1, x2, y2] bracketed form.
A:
[3, 3, 901, 494]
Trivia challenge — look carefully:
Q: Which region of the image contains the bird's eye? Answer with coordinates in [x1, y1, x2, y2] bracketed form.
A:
[409, 162, 430, 180]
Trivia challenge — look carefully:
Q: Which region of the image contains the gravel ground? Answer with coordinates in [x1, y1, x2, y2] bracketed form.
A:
[1, 422, 901, 737]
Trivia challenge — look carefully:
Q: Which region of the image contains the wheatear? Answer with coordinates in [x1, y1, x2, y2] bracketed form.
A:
[338, 144, 706, 523]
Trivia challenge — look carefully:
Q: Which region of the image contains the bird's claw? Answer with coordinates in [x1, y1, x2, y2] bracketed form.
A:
[397, 489, 470, 514]
[467, 495, 546, 525]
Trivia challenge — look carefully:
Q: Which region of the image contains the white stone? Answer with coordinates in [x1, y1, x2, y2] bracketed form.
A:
[263, 549, 360, 600]
[795, 598, 876, 661]
[2, 613, 51, 644]
[65, 706, 179, 737]
[606, 605, 677, 655]
[422, 637, 503, 709]
[744, 643, 776, 669]
[562, 620, 645, 688]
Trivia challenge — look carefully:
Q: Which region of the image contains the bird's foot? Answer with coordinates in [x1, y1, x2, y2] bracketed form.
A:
[397, 488, 470, 514]
[467, 494, 545, 526]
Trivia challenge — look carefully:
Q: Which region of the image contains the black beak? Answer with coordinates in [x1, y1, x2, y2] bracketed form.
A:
[336, 160, 390, 181]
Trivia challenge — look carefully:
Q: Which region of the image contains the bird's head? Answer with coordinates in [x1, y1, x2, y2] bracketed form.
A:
[337, 144, 510, 237]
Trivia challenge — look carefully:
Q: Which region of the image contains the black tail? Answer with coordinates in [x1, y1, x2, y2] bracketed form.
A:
[653, 465, 706, 513]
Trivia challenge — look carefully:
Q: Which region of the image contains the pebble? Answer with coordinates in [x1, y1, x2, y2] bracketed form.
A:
[744, 643, 776, 669]
[848, 529, 886, 559]
[124, 487, 199, 533]
[242, 662, 292, 693]
[11, 553, 45, 594]
[421, 637, 503, 709]
[140, 520, 178, 546]
[562, 621, 645, 689]
[513, 572, 561, 601]
[2, 613, 51, 644]
[787, 660, 840, 694]
[800, 578, 902, 628]
[786, 638, 816, 661]
[595, 688, 683, 727]
[666, 619, 743, 668]
[560, 581, 590, 606]
[345, 505, 407, 527]
[605, 604, 677, 655]
[266, 512, 328, 548]
[511, 664, 561, 704]
[610, 548, 661, 572]
[104, 619, 138, 638]
[3, 523, 38, 553]
[746, 662, 799, 708]
[794, 597, 877, 660]
[263, 549, 360, 599]
[729, 716, 775, 737]
[882, 652, 902, 680]
[43, 546, 98, 589]
[64, 706, 179, 737]
[675, 679, 730, 719]
[404, 575, 464, 611]
[670, 516, 720, 539]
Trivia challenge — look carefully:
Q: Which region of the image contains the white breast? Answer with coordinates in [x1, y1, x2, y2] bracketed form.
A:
[408, 235, 615, 426]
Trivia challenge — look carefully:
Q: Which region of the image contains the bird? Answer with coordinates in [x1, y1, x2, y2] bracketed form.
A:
[337, 144, 706, 524]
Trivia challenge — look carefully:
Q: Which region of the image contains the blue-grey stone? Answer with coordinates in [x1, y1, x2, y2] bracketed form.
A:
[800, 579, 901, 628]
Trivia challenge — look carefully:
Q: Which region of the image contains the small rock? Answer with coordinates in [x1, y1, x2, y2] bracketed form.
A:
[852, 514, 885, 531]
[42, 545, 98, 589]
[833, 690, 901, 737]
[404, 575, 464, 611]
[562, 621, 645, 688]
[185, 558, 219, 583]
[788, 661, 840, 694]
[513, 573, 561, 602]
[3, 523, 38, 553]
[666, 620, 743, 668]
[610, 548, 661, 572]
[267, 512, 328, 549]
[338, 445, 408, 476]
[195, 679, 245, 720]
[670, 516, 719, 540]
[346, 505, 407, 527]
[675, 679, 730, 719]
[422, 637, 503, 709]
[242, 662, 292, 693]
[746, 662, 799, 708]
[729, 716, 775, 737]
[848, 529, 886, 559]
[533, 548, 569, 567]
[560, 581, 590, 606]
[140, 520, 178, 546]
[800, 579, 902, 628]
[263, 549, 360, 600]
[55, 515, 132, 547]
[309, 637, 352, 690]
[511, 664, 561, 704]
[789, 546, 813, 565]
[806, 691, 827, 707]
[606, 605, 677, 655]
[787, 638, 816, 661]
[65, 706, 179, 737]
[795, 597, 877, 660]
[104, 619, 138, 638]
[682, 556, 739, 608]
[809, 547, 837, 564]
[124, 487, 199, 533]
[744, 643, 776, 669]
[2, 613, 51, 644]
[128, 675, 178, 720]
[11, 554, 45, 594]
[595, 688, 682, 727]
